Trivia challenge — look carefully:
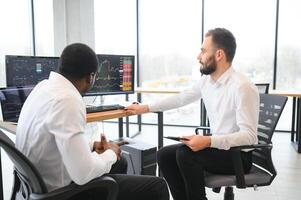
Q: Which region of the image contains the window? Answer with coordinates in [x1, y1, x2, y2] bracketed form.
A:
[275, 0, 301, 131]
[94, 0, 137, 122]
[0, 0, 33, 87]
[277, 0, 301, 90]
[204, 0, 276, 85]
[139, 0, 203, 126]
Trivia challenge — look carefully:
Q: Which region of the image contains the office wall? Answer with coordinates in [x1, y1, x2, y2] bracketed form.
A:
[34, 0, 55, 56]
[53, 0, 95, 55]
[94, 0, 136, 55]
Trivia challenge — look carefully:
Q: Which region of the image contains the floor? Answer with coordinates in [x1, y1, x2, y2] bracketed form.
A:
[1, 121, 301, 200]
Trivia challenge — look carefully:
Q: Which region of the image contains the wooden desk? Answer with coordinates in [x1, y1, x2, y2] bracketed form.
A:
[87, 110, 129, 122]
[270, 90, 301, 153]
[87, 110, 130, 138]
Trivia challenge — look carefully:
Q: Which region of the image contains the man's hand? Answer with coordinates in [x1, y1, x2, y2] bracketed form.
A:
[93, 134, 127, 160]
[125, 103, 149, 115]
[181, 135, 211, 152]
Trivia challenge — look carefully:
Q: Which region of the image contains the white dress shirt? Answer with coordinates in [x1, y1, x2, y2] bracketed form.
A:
[149, 67, 259, 150]
[16, 72, 117, 191]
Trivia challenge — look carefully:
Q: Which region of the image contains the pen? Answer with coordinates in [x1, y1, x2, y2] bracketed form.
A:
[101, 121, 105, 134]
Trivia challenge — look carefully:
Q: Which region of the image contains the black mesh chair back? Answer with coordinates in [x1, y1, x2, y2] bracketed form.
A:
[252, 94, 287, 184]
[0, 130, 47, 199]
[200, 94, 287, 200]
[0, 130, 118, 200]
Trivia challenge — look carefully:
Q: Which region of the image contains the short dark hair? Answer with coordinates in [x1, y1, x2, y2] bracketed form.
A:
[57, 43, 98, 79]
[205, 28, 236, 63]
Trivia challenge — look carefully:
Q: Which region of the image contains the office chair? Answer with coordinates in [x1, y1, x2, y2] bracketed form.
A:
[195, 94, 287, 200]
[255, 83, 270, 94]
[0, 130, 118, 200]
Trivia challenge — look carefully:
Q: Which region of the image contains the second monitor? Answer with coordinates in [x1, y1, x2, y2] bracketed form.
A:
[5, 55, 59, 87]
[84, 54, 135, 96]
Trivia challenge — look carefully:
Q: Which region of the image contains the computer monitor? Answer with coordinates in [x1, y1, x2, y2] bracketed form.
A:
[5, 55, 59, 87]
[84, 54, 135, 96]
[0, 86, 34, 122]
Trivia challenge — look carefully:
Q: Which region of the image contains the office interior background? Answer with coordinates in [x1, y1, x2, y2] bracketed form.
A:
[0, 0, 301, 199]
[1, 0, 301, 128]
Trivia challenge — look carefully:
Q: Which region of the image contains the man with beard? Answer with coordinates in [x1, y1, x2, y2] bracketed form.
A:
[125, 28, 259, 200]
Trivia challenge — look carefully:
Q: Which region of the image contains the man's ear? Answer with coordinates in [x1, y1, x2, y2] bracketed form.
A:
[86, 74, 93, 84]
[88, 73, 96, 88]
[90, 73, 94, 84]
[215, 49, 224, 61]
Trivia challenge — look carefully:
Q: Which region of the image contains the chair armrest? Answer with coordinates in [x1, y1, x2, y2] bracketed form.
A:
[30, 175, 118, 200]
[195, 126, 211, 135]
[229, 149, 246, 188]
[230, 143, 273, 151]
[228, 143, 273, 189]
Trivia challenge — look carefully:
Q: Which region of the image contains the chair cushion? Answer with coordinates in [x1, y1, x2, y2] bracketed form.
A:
[205, 166, 272, 188]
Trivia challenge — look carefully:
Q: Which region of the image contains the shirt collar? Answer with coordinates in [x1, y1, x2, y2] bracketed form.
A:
[214, 67, 235, 86]
[48, 72, 82, 96]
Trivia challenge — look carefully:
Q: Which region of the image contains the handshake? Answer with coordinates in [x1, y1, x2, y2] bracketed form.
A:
[93, 134, 129, 160]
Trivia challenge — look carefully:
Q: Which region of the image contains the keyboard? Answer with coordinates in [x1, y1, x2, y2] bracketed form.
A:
[86, 104, 125, 113]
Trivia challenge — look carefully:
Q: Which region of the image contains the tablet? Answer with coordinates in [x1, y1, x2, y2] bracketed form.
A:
[164, 136, 189, 141]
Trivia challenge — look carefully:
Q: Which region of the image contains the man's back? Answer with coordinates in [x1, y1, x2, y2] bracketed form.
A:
[16, 72, 86, 191]
[14, 43, 170, 200]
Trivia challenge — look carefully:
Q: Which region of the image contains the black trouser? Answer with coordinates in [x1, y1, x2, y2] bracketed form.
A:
[72, 156, 169, 200]
[157, 144, 252, 200]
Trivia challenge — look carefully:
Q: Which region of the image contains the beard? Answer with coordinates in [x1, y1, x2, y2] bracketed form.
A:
[199, 56, 217, 75]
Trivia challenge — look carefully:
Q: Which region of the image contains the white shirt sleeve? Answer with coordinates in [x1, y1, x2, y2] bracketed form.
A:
[210, 83, 259, 150]
[47, 97, 117, 185]
[56, 133, 117, 185]
[148, 81, 203, 112]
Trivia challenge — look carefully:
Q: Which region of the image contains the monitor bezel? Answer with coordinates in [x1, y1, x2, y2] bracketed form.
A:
[0, 86, 34, 122]
[83, 54, 135, 96]
[5, 55, 59, 87]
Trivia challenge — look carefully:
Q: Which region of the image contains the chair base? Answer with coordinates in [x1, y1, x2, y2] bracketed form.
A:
[224, 186, 234, 200]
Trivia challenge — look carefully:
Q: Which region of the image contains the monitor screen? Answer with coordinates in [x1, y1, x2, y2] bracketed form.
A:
[84, 54, 135, 96]
[0, 86, 34, 122]
[5, 55, 59, 87]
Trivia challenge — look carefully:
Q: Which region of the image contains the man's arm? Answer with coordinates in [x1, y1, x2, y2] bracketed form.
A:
[125, 104, 149, 115]
[93, 134, 128, 156]
[50, 97, 117, 185]
[126, 81, 203, 114]
[55, 133, 117, 185]
[182, 135, 211, 152]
